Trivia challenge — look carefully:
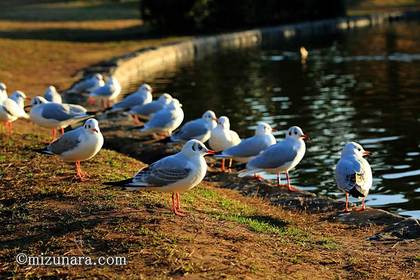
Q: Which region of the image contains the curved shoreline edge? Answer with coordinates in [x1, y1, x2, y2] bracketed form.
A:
[66, 11, 420, 239]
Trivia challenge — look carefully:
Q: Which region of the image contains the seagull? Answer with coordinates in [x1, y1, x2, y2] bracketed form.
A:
[36, 118, 104, 181]
[215, 122, 276, 163]
[44, 85, 62, 104]
[104, 139, 214, 216]
[10, 90, 30, 110]
[0, 91, 29, 135]
[335, 142, 372, 212]
[128, 93, 172, 124]
[68, 73, 105, 94]
[108, 83, 152, 113]
[139, 98, 184, 138]
[209, 116, 241, 171]
[0, 82, 7, 103]
[238, 126, 309, 192]
[88, 76, 121, 108]
[170, 110, 217, 143]
[29, 96, 91, 140]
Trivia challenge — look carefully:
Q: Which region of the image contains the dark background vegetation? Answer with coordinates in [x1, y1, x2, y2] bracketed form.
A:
[140, 0, 346, 33]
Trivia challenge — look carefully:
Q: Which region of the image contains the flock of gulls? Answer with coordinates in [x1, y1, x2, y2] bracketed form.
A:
[0, 56, 372, 216]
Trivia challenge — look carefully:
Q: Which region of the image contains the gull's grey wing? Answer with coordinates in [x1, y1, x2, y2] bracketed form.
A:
[47, 128, 82, 154]
[41, 103, 75, 121]
[113, 93, 144, 110]
[223, 135, 271, 158]
[172, 119, 208, 140]
[133, 155, 191, 187]
[68, 104, 87, 114]
[72, 78, 95, 92]
[247, 140, 298, 169]
[144, 109, 173, 129]
[92, 84, 112, 97]
[335, 158, 365, 193]
[131, 101, 162, 116]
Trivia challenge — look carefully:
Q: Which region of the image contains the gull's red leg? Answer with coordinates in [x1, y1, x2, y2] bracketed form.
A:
[253, 174, 264, 181]
[75, 161, 88, 181]
[175, 192, 187, 216]
[286, 171, 299, 192]
[355, 197, 366, 212]
[50, 129, 57, 142]
[344, 193, 351, 212]
[277, 172, 281, 187]
[221, 159, 225, 172]
[60, 127, 65, 135]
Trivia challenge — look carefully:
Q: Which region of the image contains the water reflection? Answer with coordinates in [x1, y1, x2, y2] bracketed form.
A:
[124, 21, 420, 217]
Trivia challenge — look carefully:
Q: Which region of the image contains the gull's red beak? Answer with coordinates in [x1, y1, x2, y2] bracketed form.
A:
[91, 128, 99, 133]
[206, 149, 216, 155]
[363, 150, 370, 157]
[25, 97, 31, 101]
[271, 128, 277, 132]
[212, 117, 218, 121]
[301, 134, 310, 141]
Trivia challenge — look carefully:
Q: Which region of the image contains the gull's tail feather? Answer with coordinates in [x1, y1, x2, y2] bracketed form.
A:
[103, 178, 137, 190]
[238, 168, 263, 178]
[32, 147, 54, 155]
[214, 153, 231, 159]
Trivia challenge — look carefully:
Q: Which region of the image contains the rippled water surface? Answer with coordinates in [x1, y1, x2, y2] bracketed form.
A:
[126, 21, 420, 217]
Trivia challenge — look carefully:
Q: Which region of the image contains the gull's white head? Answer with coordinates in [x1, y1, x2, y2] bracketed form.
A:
[138, 83, 152, 93]
[342, 142, 370, 158]
[47, 85, 57, 92]
[31, 96, 48, 106]
[217, 116, 230, 130]
[94, 73, 103, 81]
[202, 110, 217, 124]
[83, 118, 101, 134]
[182, 139, 214, 158]
[255, 122, 273, 135]
[285, 126, 309, 141]
[11, 90, 27, 100]
[158, 93, 172, 104]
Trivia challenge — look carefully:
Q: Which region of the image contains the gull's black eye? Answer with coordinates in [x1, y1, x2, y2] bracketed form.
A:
[358, 148, 361, 151]
[294, 130, 298, 135]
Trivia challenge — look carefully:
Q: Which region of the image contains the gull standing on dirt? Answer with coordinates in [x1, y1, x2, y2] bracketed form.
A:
[104, 139, 214, 216]
[335, 142, 372, 212]
[215, 122, 276, 163]
[209, 116, 241, 171]
[108, 83, 152, 114]
[0, 91, 29, 135]
[128, 93, 173, 124]
[88, 76, 121, 108]
[68, 73, 105, 94]
[238, 126, 309, 192]
[139, 98, 184, 138]
[44, 85, 62, 104]
[36, 118, 104, 181]
[170, 110, 217, 143]
[29, 96, 90, 140]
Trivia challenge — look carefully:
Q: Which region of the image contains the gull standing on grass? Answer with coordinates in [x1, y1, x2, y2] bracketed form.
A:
[238, 126, 308, 192]
[44, 85, 62, 104]
[68, 73, 105, 94]
[108, 83, 152, 113]
[0, 91, 29, 135]
[104, 139, 214, 216]
[335, 142, 372, 212]
[128, 93, 173, 124]
[36, 119, 103, 181]
[170, 110, 217, 143]
[215, 122, 276, 163]
[209, 116, 241, 171]
[139, 98, 184, 139]
[88, 76, 121, 109]
[29, 96, 91, 140]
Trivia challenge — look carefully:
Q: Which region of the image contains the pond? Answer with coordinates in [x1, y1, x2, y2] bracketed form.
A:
[125, 21, 420, 218]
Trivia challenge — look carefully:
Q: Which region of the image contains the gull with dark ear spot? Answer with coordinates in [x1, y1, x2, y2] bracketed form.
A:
[104, 139, 214, 216]
[335, 142, 372, 212]
[215, 122, 276, 164]
[170, 110, 217, 143]
[238, 126, 308, 192]
[29, 96, 91, 141]
[68, 73, 105, 94]
[36, 118, 104, 181]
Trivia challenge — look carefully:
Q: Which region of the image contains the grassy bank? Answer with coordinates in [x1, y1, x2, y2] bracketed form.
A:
[0, 1, 419, 279]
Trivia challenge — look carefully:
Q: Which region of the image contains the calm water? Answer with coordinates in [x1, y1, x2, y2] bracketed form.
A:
[126, 21, 420, 217]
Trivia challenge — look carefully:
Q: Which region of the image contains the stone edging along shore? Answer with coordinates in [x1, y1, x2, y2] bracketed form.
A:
[65, 11, 420, 239]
